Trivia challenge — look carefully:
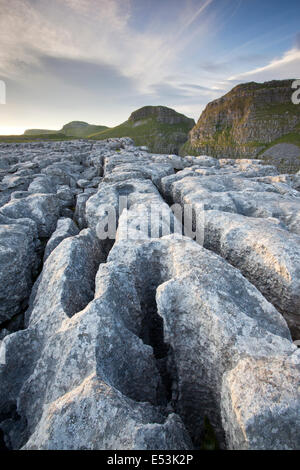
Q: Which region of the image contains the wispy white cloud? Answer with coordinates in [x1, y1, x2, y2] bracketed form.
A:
[0, 0, 215, 92]
[228, 47, 300, 82]
[177, 0, 214, 34]
[0, 0, 221, 126]
[0, 0, 144, 74]
[0, 0, 298, 130]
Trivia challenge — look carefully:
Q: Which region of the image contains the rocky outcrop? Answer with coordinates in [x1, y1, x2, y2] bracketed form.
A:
[181, 80, 300, 172]
[0, 138, 299, 450]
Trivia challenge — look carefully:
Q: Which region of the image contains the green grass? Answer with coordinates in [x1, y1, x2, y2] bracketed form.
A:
[0, 133, 76, 143]
[254, 102, 300, 119]
[179, 140, 199, 156]
[24, 129, 60, 136]
[0, 117, 192, 152]
[62, 124, 109, 138]
[24, 122, 109, 139]
[89, 117, 193, 153]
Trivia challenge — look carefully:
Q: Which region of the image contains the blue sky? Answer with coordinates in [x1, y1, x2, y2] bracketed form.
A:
[0, 0, 299, 134]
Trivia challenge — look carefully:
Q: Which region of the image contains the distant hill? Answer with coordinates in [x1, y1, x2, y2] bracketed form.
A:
[0, 133, 71, 143]
[89, 106, 195, 154]
[61, 121, 109, 137]
[24, 129, 58, 136]
[24, 121, 109, 138]
[180, 80, 300, 172]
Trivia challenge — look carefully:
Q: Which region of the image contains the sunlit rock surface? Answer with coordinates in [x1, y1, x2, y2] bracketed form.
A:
[0, 138, 299, 450]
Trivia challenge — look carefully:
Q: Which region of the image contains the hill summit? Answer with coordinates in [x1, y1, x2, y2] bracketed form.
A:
[129, 105, 194, 126]
[24, 121, 108, 138]
[90, 105, 195, 154]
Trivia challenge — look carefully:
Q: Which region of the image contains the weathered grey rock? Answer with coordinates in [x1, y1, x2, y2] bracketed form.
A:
[161, 171, 300, 235]
[10, 191, 29, 200]
[22, 375, 192, 450]
[103, 153, 175, 187]
[81, 167, 99, 180]
[221, 355, 300, 449]
[203, 210, 300, 338]
[108, 227, 299, 449]
[0, 229, 105, 446]
[0, 192, 11, 209]
[43, 218, 79, 261]
[27, 176, 55, 194]
[0, 229, 191, 450]
[86, 178, 171, 236]
[0, 155, 17, 169]
[74, 192, 91, 229]
[89, 176, 102, 187]
[0, 194, 61, 237]
[230, 191, 300, 235]
[0, 221, 39, 324]
[56, 185, 75, 208]
[218, 159, 279, 177]
[155, 238, 298, 448]
[0, 328, 9, 340]
[41, 164, 78, 188]
[0, 137, 300, 451]
[76, 179, 90, 189]
[0, 174, 32, 191]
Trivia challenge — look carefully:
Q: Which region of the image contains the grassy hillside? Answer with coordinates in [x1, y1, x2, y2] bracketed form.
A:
[24, 121, 109, 139]
[90, 106, 195, 154]
[24, 129, 59, 136]
[61, 121, 108, 137]
[0, 133, 73, 143]
[4, 107, 194, 152]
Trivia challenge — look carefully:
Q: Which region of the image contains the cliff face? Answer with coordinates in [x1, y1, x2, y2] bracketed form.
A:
[181, 80, 300, 167]
[90, 105, 195, 154]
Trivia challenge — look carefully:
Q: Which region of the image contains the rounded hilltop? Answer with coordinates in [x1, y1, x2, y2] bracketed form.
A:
[90, 105, 195, 154]
[129, 105, 195, 126]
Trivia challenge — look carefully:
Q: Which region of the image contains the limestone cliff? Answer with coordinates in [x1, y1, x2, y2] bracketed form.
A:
[181, 80, 300, 171]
